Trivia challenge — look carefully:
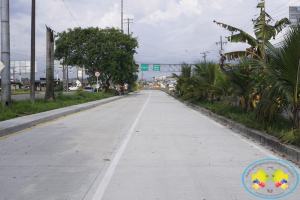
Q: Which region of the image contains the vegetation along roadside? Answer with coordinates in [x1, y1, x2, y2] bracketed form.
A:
[0, 89, 114, 122]
[171, 16, 300, 147]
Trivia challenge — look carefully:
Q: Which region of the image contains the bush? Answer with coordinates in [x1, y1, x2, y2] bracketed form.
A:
[105, 89, 119, 96]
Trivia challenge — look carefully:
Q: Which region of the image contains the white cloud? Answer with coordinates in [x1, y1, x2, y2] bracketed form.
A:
[139, 0, 202, 25]
[211, 1, 222, 10]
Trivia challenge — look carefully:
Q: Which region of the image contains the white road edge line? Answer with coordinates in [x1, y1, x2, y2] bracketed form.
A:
[191, 110, 300, 173]
[92, 89, 152, 200]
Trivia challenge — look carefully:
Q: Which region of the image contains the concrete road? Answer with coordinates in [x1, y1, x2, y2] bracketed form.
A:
[0, 89, 299, 200]
[0, 92, 75, 101]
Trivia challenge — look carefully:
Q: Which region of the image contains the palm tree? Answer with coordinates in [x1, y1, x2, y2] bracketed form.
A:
[251, 25, 300, 130]
[172, 63, 191, 96]
[222, 57, 256, 113]
[193, 61, 222, 104]
[214, 0, 290, 62]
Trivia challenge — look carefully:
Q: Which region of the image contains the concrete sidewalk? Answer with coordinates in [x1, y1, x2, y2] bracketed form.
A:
[0, 93, 133, 138]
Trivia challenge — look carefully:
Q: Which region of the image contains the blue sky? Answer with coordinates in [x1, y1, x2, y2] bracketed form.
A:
[1, 0, 293, 81]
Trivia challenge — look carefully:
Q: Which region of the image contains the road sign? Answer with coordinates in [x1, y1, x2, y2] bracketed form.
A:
[95, 71, 100, 77]
[153, 64, 160, 71]
[141, 64, 148, 71]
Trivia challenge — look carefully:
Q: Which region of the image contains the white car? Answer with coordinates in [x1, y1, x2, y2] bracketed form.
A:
[69, 86, 78, 91]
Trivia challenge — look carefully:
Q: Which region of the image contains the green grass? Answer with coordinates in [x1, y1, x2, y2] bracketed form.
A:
[124, 88, 137, 95]
[0, 89, 41, 95]
[0, 91, 114, 122]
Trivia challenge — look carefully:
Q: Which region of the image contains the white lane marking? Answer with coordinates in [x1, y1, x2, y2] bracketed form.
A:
[92, 89, 152, 200]
[191, 110, 300, 173]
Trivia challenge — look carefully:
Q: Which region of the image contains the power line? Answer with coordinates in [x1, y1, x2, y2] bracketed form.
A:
[272, 11, 290, 19]
[268, 0, 291, 14]
[61, 0, 80, 27]
[269, 0, 300, 16]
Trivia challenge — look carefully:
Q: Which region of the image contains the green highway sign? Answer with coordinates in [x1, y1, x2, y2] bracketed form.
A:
[153, 64, 160, 71]
[141, 64, 148, 71]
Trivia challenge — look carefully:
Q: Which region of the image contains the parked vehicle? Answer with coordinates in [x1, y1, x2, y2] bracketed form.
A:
[69, 86, 78, 91]
[84, 87, 94, 92]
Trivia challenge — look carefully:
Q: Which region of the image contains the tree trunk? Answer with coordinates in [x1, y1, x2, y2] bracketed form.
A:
[293, 102, 299, 130]
[211, 94, 214, 104]
[45, 27, 55, 101]
[244, 97, 249, 113]
[104, 78, 110, 91]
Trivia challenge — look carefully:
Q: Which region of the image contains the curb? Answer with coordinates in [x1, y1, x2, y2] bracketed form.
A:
[162, 89, 300, 165]
[0, 89, 142, 138]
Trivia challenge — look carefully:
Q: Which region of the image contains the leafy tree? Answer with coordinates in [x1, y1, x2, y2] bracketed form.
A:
[54, 27, 139, 90]
[214, 0, 290, 61]
[21, 78, 29, 84]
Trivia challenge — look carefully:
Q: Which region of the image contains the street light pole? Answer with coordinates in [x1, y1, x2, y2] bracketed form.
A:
[30, 0, 36, 104]
[1, 0, 11, 106]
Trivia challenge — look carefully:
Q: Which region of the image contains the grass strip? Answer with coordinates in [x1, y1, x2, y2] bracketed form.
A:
[0, 91, 114, 122]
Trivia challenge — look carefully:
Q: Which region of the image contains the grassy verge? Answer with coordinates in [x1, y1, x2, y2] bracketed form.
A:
[124, 88, 137, 95]
[176, 95, 297, 146]
[0, 89, 40, 95]
[0, 91, 114, 122]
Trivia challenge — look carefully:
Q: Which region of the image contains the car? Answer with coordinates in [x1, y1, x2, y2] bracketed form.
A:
[84, 87, 94, 92]
[69, 86, 78, 91]
[168, 81, 177, 88]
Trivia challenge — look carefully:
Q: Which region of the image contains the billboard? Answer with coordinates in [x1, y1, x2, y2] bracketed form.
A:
[10, 60, 37, 75]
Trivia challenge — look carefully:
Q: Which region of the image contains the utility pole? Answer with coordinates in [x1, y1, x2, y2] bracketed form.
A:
[124, 18, 133, 35]
[121, 0, 123, 31]
[66, 66, 69, 91]
[216, 36, 227, 70]
[200, 51, 209, 63]
[215, 36, 227, 55]
[1, 0, 11, 106]
[30, 0, 36, 104]
[142, 72, 143, 83]
[63, 64, 65, 91]
[81, 67, 84, 87]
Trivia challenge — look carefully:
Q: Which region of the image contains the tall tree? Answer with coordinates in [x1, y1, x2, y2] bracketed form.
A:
[55, 27, 138, 90]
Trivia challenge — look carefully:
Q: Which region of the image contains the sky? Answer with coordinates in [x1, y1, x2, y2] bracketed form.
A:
[1, 0, 295, 81]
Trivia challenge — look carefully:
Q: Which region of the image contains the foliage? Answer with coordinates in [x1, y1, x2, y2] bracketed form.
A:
[193, 61, 223, 104]
[251, 25, 300, 130]
[0, 92, 114, 122]
[183, 99, 296, 145]
[105, 89, 120, 96]
[213, 0, 290, 61]
[222, 57, 257, 113]
[54, 27, 139, 90]
[174, 61, 224, 104]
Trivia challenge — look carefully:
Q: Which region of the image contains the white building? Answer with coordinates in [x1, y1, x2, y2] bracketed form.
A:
[289, 6, 300, 25]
